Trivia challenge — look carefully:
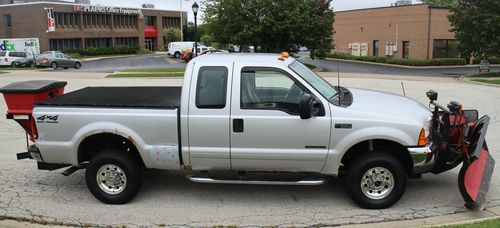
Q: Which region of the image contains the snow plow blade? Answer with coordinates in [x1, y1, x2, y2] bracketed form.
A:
[458, 116, 495, 210]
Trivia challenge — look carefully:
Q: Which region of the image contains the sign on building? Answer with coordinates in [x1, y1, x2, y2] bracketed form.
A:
[45, 8, 55, 32]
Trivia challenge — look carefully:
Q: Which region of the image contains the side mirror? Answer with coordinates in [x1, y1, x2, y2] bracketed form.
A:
[299, 94, 314, 119]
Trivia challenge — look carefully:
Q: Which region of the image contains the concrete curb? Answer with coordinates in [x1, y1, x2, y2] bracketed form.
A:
[341, 205, 500, 228]
[326, 58, 500, 69]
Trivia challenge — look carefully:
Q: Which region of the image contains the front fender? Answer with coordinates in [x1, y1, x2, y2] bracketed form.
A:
[321, 126, 415, 175]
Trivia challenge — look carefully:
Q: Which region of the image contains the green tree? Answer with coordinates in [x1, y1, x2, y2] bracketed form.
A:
[202, 0, 334, 59]
[447, 0, 500, 59]
[419, 0, 458, 8]
[164, 28, 181, 46]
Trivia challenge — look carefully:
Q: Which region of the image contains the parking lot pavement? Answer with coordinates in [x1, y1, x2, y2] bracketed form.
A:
[48, 54, 187, 73]
[297, 53, 500, 77]
[0, 73, 499, 227]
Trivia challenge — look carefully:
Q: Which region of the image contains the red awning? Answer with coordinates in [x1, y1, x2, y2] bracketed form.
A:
[144, 26, 158, 38]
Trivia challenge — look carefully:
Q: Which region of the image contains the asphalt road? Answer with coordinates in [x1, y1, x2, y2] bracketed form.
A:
[0, 72, 498, 227]
[296, 53, 500, 77]
[54, 54, 187, 73]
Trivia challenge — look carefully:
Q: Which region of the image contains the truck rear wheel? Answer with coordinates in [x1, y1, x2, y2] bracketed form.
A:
[85, 149, 142, 204]
[346, 152, 407, 209]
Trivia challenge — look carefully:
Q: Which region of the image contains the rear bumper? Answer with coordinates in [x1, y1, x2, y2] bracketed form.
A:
[408, 142, 436, 174]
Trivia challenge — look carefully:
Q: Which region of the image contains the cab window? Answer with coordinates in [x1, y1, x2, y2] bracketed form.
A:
[195, 66, 228, 109]
[241, 68, 308, 115]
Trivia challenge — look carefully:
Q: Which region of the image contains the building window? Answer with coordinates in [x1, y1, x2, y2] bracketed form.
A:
[433, 39, 460, 58]
[402, 41, 410, 59]
[54, 13, 80, 28]
[373, 40, 379, 56]
[3, 14, 12, 28]
[50, 39, 81, 51]
[85, 38, 112, 48]
[162, 17, 180, 29]
[115, 37, 139, 48]
[144, 16, 156, 26]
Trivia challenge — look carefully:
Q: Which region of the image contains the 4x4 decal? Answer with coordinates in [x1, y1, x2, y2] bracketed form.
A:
[36, 115, 59, 124]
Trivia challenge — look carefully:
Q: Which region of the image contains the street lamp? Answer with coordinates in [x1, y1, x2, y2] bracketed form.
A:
[192, 2, 199, 56]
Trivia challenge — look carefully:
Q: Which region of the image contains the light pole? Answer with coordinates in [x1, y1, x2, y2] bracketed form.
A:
[192, 2, 199, 56]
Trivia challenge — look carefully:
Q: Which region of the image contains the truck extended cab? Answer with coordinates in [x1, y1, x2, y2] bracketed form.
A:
[0, 53, 494, 209]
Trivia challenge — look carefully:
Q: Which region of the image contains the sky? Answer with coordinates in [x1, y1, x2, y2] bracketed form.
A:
[88, 0, 411, 22]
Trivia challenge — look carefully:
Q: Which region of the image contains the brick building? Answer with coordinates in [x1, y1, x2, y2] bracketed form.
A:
[333, 4, 459, 60]
[0, 1, 187, 52]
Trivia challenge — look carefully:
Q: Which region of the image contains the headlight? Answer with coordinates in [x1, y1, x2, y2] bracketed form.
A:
[418, 117, 432, 146]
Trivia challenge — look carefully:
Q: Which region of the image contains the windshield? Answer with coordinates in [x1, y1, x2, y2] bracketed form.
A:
[289, 60, 338, 103]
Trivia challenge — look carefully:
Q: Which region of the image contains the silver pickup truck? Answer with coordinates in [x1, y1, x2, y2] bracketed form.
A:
[0, 53, 494, 209]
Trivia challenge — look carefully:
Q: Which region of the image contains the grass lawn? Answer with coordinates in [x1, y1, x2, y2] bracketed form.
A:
[472, 79, 500, 85]
[467, 72, 500, 78]
[106, 73, 184, 78]
[122, 68, 185, 73]
[441, 218, 500, 228]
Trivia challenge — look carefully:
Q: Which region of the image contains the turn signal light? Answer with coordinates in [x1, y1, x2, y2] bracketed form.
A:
[418, 128, 429, 146]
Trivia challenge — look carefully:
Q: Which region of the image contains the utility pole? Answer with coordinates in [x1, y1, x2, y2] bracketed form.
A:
[180, 0, 183, 41]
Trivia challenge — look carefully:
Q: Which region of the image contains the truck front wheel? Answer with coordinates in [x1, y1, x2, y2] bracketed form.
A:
[85, 149, 142, 204]
[346, 152, 407, 209]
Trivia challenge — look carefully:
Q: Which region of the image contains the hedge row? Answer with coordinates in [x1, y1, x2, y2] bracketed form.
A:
[473, 57, 500, 64]
[68, 47, 139, 56]
[326, 52, 467, 66]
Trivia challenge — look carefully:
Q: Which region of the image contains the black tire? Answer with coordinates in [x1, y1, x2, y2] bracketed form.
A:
[11, 62, 16, 68]
[50, 62, 58, 69]
[174, 52, 180, 58]
[85, 149, 142, 204]
[346, 152, 407, 209]
[74, 62, 81, 69]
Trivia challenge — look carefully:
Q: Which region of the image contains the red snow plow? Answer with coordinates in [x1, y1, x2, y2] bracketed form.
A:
[0, 80, 67, 141]
[426, 90, 495, 210]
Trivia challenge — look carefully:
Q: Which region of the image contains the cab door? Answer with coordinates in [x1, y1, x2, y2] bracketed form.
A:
[230, 64, 332, 172]
[187, 62, 233, 170]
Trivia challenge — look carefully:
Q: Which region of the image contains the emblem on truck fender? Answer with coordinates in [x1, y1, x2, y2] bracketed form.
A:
[36, 115, 59, 124]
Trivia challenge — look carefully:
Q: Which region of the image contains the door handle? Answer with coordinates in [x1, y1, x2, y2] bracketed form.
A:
[233, 119, 244, 133]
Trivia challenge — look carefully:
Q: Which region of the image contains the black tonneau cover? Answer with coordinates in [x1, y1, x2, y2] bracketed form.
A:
[36, 87, 182, 109]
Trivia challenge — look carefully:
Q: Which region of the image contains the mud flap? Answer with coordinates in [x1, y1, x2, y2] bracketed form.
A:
[458, 147, 495, 210]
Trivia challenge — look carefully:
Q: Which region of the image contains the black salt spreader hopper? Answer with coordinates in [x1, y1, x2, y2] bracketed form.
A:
[426, 90, 495, 210]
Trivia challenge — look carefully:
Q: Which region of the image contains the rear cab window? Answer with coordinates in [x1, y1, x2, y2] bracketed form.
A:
[195, 66, 229, 109]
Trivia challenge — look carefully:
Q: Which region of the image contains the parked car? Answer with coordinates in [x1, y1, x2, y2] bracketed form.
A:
[36, 53, 81, 69]
[181, 47, 220, 62]
[42, 51, 63, 55]
[0, 53, 494, 210]
[167, 41, 195, 58]
[13, 52, 36, 68]
[0, 51, 34, 67]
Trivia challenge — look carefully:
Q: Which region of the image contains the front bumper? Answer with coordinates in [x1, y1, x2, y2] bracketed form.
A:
[408, 142, 436, 174]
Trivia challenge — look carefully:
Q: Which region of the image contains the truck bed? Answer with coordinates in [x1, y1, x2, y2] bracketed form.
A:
[36, 86, 182, 109]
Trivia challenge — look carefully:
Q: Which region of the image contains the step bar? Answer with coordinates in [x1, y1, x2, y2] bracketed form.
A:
[187, 176, 325, 186]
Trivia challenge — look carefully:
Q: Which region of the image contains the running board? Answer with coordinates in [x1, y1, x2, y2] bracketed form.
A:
[187, 176, 325, 186]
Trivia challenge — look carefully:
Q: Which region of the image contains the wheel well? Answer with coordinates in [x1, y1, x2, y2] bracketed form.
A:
[77, 133, 144, 166]
[340, 139, 413, 174]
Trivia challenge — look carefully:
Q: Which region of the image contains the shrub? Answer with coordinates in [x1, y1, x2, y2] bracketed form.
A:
[70, 47, 139, 56]
[326, 52, 466, 66]
[473, 57, 500, 64]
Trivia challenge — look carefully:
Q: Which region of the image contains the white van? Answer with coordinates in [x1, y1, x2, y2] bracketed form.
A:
[167, 42, 195, 58]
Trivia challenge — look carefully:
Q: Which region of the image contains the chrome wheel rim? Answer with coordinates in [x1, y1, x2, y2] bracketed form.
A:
[96, 164, 127, 195]
[361, 167, 394, 200]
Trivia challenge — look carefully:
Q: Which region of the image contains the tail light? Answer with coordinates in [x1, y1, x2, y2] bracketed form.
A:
[41, 57, 49, 61]
[4, 58, 7, 62]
